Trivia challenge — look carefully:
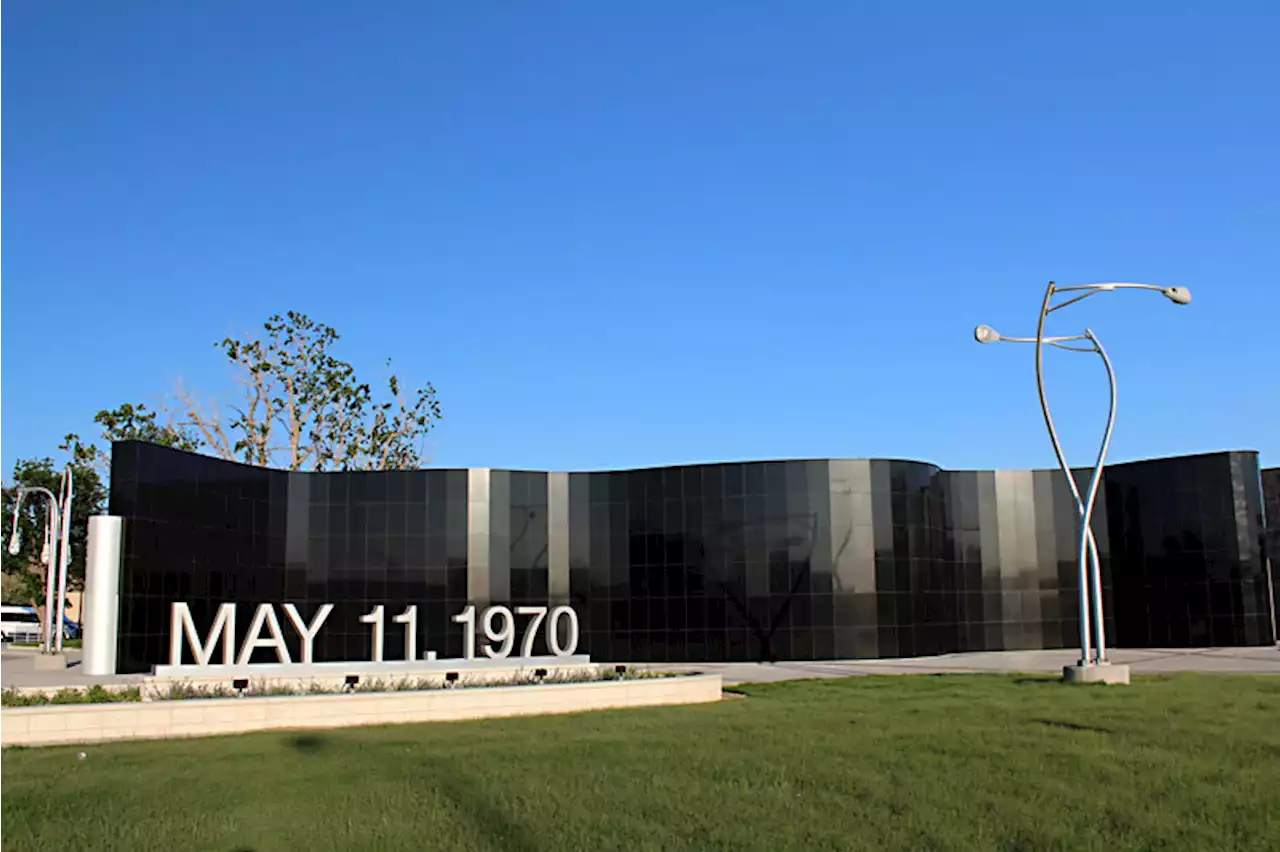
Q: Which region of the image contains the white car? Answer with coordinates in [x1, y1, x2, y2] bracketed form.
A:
[0, 604, 44, 644]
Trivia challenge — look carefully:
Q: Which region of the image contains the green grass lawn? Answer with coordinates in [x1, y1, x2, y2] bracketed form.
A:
[3, 673, 1278, 851]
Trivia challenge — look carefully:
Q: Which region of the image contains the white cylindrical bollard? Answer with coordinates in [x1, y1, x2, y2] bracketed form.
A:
[81, 515, 123, 676]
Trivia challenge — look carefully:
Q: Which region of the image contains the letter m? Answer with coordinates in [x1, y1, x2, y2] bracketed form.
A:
[170, 602, 237, 666]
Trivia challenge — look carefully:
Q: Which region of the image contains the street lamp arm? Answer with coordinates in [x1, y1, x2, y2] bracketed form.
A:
[978, 334, 1100, 353]
[1046, 290, 1101, 314]
[1053, 282, 1164, 293]
[1051, 282, 1192, 306]
[973, 324, 1090, 345]
[992, 334, 1091, 345]
[7, 486, 59, 555]
[9, 487, 59, 550]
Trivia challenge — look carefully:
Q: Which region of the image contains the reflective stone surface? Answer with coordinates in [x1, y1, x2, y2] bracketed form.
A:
[1105, 456, 1274, 648]
[109, 442, 1276, 673]
[1264, 467, 1280, 624]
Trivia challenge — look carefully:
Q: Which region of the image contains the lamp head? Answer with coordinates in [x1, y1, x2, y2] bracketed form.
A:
[973, 324, 1000, 343]
[1162, 286, 1191, 305]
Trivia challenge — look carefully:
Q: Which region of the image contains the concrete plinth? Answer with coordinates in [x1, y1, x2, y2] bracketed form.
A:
[31, 652, 69, 672]
[1062, 663, 1130, 685]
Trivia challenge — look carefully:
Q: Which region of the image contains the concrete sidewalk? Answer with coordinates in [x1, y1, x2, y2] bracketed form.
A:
[2, 647, 149, 690]
[664, 646, 1280, 685]
[4, 645, 1277, 691]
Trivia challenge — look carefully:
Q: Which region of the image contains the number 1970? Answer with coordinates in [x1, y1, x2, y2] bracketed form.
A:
[453, 605, 579, 660]
[357, 604, 580, 661]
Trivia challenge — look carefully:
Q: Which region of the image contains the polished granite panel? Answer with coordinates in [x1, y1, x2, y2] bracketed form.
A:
[1105, 455, 1273, 648]
[109, 442, 1275, 673]
[1263, 467, 1279, 625]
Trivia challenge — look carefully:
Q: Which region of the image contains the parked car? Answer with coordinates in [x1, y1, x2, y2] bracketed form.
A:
[0, 603, 43, 643]
[0, 604, 79, 643]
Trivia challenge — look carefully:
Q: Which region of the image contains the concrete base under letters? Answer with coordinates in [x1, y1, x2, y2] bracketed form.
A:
[1062, 663, 1131, 685]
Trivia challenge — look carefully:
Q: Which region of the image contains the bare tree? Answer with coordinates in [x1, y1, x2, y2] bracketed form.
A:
[98, 312, 441, 471]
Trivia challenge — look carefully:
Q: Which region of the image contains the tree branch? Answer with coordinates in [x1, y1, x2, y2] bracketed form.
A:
[172, 381, 235, 460]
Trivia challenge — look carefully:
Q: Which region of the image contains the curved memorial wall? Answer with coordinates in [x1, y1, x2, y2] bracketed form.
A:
[1264, 467, 1280, 602]
[108, 442, 1275, 674]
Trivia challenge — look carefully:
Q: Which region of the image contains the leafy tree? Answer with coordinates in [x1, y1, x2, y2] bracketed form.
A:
[1, 435, 107, 628]
[108, 312, 441, 471]
[93, 403, 203, 455]
[2, 312, 438, 622]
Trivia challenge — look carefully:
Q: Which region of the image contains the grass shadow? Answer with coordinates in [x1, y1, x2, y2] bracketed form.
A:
[1033, 719, 1114, 735]
[286, 734, 329, 755]
[428, 756, 541, 852]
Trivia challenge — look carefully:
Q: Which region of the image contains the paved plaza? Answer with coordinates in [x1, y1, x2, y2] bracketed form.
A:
[666, 645, 1280, 685]
[3, 645, 1276, 691]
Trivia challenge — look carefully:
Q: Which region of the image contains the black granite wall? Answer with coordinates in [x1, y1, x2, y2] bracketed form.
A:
[1263, 467, 1280, 629]
[1104, 455, 1273, 647]
[109, 442, 1274, 673]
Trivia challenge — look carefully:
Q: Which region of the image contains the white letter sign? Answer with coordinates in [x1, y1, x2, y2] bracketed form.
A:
[169, 602, 236, 666]
[283, 603, 334, 664]
[162, 599, 584, 672]
[237, 603, 292, 665]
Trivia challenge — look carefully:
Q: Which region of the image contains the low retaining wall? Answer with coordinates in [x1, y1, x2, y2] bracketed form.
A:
[0, 674, 723, 748]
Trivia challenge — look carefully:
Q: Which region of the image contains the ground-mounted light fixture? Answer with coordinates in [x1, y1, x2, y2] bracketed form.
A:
[614, 665, 627, 678]
[344, 674, 359, 692]
[444, 671, 459, 688]
[533, 667, 548, 683]
[232, 677, 249, 696]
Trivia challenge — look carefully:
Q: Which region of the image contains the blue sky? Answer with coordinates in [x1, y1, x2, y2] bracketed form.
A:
[4, 2, 1277, 476]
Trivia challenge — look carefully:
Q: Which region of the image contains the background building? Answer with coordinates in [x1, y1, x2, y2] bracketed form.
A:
[108, 442, 1276, 674]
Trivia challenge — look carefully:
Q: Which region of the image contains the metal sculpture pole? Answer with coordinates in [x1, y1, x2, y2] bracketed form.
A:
[55, 468, 75, 653]
[1034, 284, 1096, 665]
[981, 322, 1108, 665]
[1078, 329, 1116, 665]
[976, 280, 1190, 671]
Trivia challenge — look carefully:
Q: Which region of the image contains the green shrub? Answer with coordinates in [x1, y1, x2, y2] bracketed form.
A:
[2, 667, 692, 707]
[2, 685, 141, 706]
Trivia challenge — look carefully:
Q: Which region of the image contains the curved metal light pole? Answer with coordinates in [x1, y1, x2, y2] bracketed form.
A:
[54, 467, 74, 653]
[974, 324, 1109, 665]
[1076, 329, 1116, 665]
[975, 281, 1191, 669]
[7, 467, 76, 654]
[8, 485, 61, 652]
